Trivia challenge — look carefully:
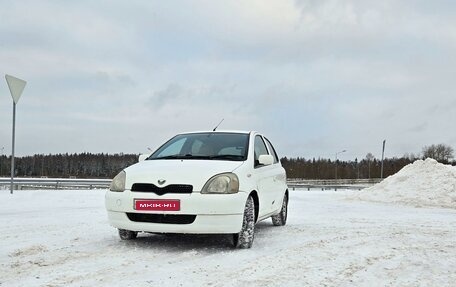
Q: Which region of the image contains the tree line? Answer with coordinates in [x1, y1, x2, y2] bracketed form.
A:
[281, 157, 414, 179]
[0, 143, 453, 179]
[0, 154, 422, 179]
[0, 153, 137, 178]
[282, 144, 454, 179]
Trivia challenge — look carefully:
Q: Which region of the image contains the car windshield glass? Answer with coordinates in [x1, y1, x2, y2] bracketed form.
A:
[148, 132, 249, 161]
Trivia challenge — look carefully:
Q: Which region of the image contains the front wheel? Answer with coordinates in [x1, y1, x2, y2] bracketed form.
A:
[272, 193, 288, 226]
[233, 196, 255, 249]
[118, 229, 138, 240]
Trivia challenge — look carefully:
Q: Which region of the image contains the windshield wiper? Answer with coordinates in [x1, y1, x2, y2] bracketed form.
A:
[209, 154, 245, 161]
[150, 154, 211, 160]
[149, 155, 183, 160]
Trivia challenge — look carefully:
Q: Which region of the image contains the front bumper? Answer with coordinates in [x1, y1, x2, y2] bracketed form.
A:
[105, 190, 248, 234]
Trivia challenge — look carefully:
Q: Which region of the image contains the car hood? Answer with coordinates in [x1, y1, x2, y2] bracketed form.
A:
[124, 159, 245, 192]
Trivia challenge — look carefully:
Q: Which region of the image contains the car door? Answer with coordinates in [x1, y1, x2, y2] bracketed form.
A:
[264, 137, 287, 212]
[252, 135, 277, 218]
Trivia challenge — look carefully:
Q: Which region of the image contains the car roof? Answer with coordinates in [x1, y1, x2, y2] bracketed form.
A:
[177, 130, 254, 135]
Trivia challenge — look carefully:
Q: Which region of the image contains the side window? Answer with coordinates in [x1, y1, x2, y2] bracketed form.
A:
[254, 135, 269, 167]
[265, 138, 279, 164]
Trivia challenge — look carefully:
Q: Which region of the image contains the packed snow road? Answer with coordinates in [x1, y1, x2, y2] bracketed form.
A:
[0, 189, 455, 287]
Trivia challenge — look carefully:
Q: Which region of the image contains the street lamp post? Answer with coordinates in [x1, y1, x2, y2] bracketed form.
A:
[381, 140, 386, 179]
[335, 150, 347, 180]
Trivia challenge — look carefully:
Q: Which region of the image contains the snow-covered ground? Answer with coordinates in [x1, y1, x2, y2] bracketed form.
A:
[1, 189, 455, 287]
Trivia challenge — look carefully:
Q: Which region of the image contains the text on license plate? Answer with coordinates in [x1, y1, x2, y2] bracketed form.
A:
[134, 199, 180, 211]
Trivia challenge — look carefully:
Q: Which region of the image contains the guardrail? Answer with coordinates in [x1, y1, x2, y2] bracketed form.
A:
[287, 178, 382, 185]
[286, 178, 382, 191]
[0, 178, 112, 190]
[0, 177, 381, 191]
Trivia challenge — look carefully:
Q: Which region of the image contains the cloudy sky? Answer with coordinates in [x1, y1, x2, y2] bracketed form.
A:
[1, 0, 455, 160]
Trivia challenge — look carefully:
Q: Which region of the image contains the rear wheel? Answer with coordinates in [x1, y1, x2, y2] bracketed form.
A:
[272, 193, 288, 226]
[118, 229, 138, 240]
[233, 196, 255, 249]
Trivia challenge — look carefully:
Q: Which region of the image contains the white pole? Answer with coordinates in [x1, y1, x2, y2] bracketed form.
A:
[381, 140, 386, 179]
[11, 102, 16, 194]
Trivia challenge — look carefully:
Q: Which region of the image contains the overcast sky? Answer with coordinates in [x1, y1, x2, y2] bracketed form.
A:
[1, 0, 455, 160]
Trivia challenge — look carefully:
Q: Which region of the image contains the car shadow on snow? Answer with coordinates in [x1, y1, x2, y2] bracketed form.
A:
[132, 233, 233, 251]
[116, 221, 279, 251]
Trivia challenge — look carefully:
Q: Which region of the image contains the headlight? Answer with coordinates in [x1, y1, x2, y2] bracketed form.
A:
[110, 171, 126, 192]
[201, 173, 239, 194]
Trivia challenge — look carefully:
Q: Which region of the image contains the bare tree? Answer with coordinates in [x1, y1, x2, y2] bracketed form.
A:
[422, 144, 454, 163]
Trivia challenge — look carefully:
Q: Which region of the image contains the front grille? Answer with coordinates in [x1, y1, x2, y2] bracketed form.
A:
[126, 213, 196, 224]
[131, 183, 193, 195]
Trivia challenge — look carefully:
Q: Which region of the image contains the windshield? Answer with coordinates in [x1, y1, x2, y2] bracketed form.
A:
[148, 132, 249, 161]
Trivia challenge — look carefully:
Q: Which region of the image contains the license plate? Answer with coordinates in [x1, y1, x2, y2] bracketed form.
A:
[134, 199, 180, 211]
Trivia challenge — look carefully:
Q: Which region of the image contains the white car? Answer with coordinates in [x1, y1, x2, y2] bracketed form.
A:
[105, 131, 288, 248]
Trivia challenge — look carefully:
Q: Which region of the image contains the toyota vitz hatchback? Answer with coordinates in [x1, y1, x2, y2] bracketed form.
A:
[105, 131, 288, 248]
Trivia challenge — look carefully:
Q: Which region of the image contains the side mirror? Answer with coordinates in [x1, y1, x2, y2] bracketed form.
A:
[138, 154, 149, 162]
[258, 154, 274, 166]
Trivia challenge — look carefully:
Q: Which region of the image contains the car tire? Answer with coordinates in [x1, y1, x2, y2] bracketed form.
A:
[233, 196, 255, 249]
[272, 193, 288, 226]
[118, 229, 138, 240]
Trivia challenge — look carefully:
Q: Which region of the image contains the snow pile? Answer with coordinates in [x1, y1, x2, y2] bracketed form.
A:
[355, 158, 456, 209]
